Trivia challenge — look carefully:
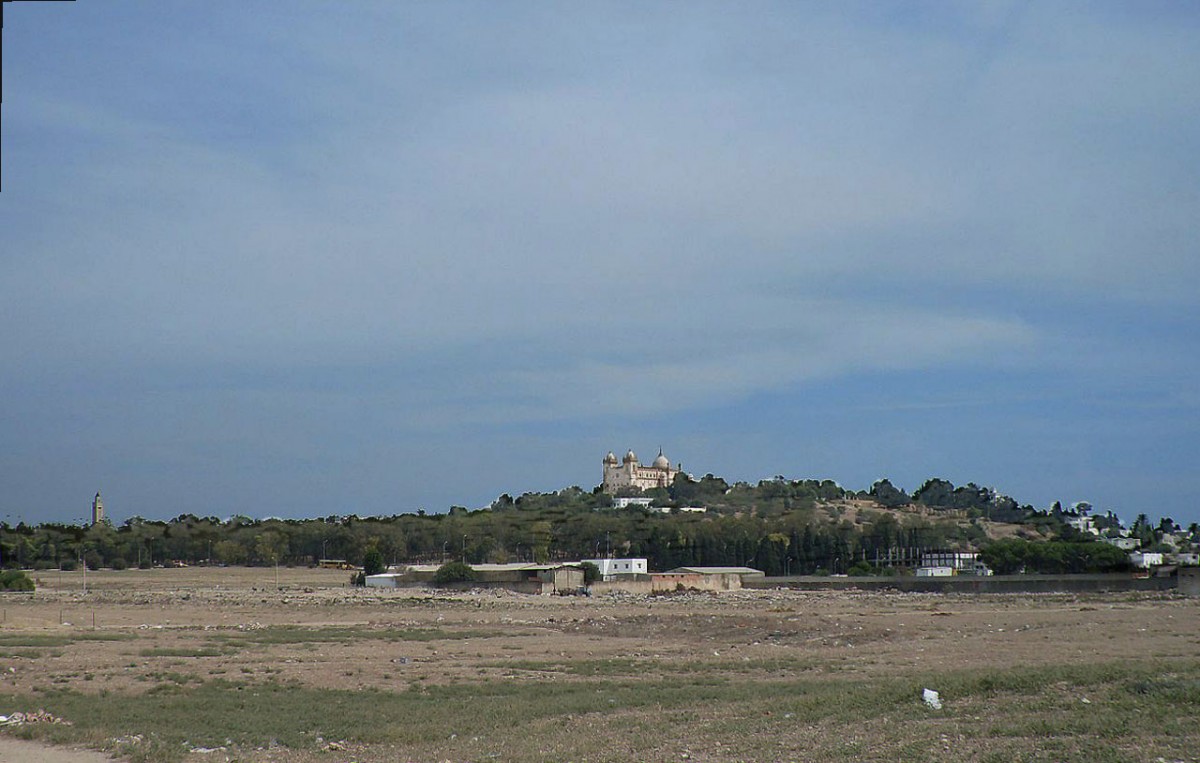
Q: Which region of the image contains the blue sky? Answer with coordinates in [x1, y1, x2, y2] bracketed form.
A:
[2, 2, 1197, 526]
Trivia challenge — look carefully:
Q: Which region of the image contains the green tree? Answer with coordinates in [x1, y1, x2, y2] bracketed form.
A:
[433, 561, 477, 585]
[869, 479, 910, 508]
[0, 569, 34, 591]
[253, 530, 288, 566]
[362, 548, 385, 576]
[580, 561, 601, 585]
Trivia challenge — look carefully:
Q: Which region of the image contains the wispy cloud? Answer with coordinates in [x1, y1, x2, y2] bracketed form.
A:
[1, 1, 1197, 522]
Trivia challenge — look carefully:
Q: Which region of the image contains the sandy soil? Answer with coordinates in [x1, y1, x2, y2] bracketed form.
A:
[1, 567, 1197, 762]
[0, 737, 117, 762]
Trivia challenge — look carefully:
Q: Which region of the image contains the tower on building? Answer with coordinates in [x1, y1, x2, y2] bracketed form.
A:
[601, 448, 680, 494]
[91, 492, 104, 525]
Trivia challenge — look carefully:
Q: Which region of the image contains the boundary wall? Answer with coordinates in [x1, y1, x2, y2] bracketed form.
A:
[748, 573, 1179, 594]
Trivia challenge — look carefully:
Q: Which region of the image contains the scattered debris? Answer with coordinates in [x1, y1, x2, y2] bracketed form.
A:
[0, 709, 72, 726]
[922, 688, 943, 710]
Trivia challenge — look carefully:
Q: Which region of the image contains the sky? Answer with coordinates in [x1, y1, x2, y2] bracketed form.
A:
[1, 2, 1197, 527]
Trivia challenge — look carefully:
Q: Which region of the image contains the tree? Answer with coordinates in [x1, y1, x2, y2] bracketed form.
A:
[0, 569, 34, 591]
[434, 561, 477, 585]
[254, 530, 288, 566]
[362, 548, 385, 577]
[580, 561, 601, 585]
[869, 479, 910, 508]
[213, 539, 247, 565]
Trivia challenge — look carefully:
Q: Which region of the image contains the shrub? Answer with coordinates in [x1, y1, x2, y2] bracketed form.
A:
[139, 560, 153, 570]
[33, 559, 56, 571]
[580, 561, 601, 585]
[362, 548, 385, 577]
[59, 559, 78, 571]
[847, 561, 874, 577]
[0, 569, 35, 592]
[110, 558, 129, 571]
[433, 561, 477, 585]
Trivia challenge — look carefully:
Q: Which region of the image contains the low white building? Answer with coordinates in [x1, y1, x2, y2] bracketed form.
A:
[583, 558, 648, 580]
[1129, 552, 1164, 569]
[365, 573, 403, 588]
[613, 497, 654, 509]
[1105, 537, 1140, 551]
[1067, 516, 1099, 535]
[915, 566, 955, 577]
[652, 505, 707, 514]
[920, 551, 991, 575]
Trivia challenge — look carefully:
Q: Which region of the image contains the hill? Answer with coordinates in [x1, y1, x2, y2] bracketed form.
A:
[1, 474, 1191, 577]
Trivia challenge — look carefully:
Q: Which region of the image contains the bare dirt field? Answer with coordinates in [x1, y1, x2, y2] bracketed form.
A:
[0, 567, 1197, 762]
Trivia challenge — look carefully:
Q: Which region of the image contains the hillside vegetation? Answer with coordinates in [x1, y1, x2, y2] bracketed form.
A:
[3, 475, 1192, 576]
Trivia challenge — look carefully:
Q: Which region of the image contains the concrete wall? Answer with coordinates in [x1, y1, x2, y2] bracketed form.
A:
[751, 573, 1178, 594]
[1178, 568, 1200, 596]
[589, 572, 743, 595]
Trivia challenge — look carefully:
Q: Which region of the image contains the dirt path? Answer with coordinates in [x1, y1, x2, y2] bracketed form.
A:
[0, 737, 117, 762]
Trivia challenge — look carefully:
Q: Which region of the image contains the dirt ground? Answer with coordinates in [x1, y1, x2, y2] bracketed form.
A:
[1, 567, 1197, 762]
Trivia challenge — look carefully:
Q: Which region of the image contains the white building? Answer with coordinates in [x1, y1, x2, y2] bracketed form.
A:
[613, 497, 655, 509]
[602, 449, 679, 493]
[1067, 516, 1099, 535]
[915, 566, 955, 577]
[583, 558, 648, 580]
[652, 505, 707, 514]
[921, 551, 979, 568]
[1130, 552, 1164, 569]
[1105, 537, 1140, 551]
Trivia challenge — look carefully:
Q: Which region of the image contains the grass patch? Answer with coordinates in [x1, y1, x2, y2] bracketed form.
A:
[137, 647, 228, 658]
[204, 625, 498, 647]
[494, 655, 818, 677]
[0, 658, 1196, 762]
[0, 649, 47, 659]
[0, 632, 133, 648]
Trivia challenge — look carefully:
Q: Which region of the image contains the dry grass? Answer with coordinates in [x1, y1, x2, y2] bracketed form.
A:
[0, 567, 1197, 762]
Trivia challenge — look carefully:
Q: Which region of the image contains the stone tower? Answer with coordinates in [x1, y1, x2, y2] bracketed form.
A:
[91, 492, 104, 525]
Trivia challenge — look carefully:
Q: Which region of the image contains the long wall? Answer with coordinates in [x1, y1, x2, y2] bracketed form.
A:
[589, 572, 743, 595]
[748, 573, 1178, 594]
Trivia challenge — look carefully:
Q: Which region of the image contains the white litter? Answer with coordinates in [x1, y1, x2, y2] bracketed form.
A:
[922, 688, 943, 709]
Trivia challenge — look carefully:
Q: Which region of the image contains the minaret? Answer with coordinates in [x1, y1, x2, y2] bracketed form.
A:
[91, 492, 104, 525]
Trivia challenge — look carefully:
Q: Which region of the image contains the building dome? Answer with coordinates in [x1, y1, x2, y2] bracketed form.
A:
[652, 451, 670, 469]
[603, 451, 618, 465]
[623, 450, 638, 463]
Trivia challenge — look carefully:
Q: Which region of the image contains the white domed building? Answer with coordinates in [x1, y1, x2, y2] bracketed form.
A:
[602, 448, 679, 493]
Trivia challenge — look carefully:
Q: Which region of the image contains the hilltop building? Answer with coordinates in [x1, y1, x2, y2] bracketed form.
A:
[602, 449, 679, 493]
[91, 492, 104, 525]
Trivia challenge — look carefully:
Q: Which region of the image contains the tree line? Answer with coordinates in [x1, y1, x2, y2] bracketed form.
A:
[2, 475, 1191, 576]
